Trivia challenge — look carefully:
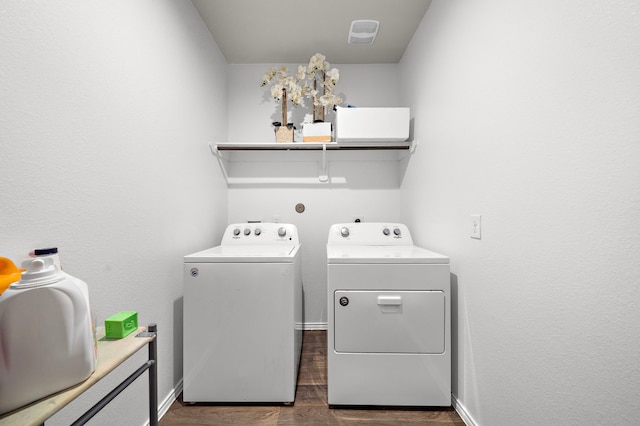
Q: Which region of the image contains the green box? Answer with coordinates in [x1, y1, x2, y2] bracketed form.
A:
[105, 311, 138, 339]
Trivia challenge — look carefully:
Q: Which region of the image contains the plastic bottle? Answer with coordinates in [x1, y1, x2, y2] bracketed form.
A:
[0, 257, 96, 415]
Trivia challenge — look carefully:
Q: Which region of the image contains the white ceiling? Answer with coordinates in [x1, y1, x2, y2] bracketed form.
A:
[191, 0, 432, 64]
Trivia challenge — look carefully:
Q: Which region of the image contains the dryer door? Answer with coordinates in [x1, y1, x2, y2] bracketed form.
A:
[334, 290, 445, 354]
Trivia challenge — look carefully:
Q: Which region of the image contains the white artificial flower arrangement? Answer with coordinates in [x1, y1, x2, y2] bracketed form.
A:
[260, 66, 306, 106]
[260, 53, 343, 134]
[260, 65, 307, 128]
[306, 53, 343, 119]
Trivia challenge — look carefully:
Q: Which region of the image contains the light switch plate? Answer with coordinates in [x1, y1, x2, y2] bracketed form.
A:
[470, 215, 481, 239]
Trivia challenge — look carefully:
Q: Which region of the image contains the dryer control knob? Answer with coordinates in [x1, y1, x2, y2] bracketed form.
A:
[244, 228, 251, 236]
[233, 228, 241, 236]
[254, 228, 261, 236]
[393, 228, 401, 236]
[278, 227, 287, 237]
[383, 228, 390, 236]
[341, 227, 350, 238]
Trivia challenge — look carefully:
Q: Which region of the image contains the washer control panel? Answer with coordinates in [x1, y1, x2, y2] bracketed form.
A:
[328, 223, 413, 246]
[223, 223, 299, 245]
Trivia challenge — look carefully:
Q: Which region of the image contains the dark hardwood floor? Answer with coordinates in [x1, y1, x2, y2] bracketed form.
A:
[160, 330, 465, 425]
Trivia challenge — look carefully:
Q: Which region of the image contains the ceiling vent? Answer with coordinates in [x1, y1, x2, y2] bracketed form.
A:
[348, 20, 379, 45]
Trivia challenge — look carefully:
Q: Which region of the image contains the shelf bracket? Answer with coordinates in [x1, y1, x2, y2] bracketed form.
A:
[208, 141, 220, 158]
[208, 142, 230, 185]
[409, 139, 417, 154]
[319, 143, 329, 182]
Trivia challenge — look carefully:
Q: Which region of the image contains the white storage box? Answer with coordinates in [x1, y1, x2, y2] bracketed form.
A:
[335, 107, 410, 142]
[303, 122, 332, 142]
[336, 107, 410, 142]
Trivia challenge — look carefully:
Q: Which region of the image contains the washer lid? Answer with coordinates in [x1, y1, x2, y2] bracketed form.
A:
[185, 245, 300, 263]
[327, 245, 449, 264]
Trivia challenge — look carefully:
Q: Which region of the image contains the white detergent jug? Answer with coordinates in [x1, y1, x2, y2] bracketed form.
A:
[0, 257, 96, 415]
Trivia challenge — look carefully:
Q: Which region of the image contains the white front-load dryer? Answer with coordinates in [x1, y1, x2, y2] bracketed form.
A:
[327, 223, 450, 406]
[183, 223, 302, 404]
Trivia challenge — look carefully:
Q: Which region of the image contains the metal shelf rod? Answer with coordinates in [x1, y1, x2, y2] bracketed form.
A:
[214, 142, 411, 151]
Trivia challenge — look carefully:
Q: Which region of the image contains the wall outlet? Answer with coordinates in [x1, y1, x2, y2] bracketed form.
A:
[470, 215, 481, 239]
[352, 215, 364, 223]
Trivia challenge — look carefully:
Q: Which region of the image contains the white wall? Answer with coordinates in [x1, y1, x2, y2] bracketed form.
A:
[399, 0, 640, 424]
[0, 1, 228, 424]
[226, 64, 405, 326]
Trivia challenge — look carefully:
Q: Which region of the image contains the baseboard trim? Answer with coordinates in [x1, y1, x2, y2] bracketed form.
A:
[154, 380, 183, 424]
[303, 322, 328, 330]
[155, 371, 473, 425]
[160, 328, 472, 426]
[452, 394, 477, 426]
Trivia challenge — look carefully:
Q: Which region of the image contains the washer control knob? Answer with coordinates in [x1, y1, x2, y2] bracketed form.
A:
[341, 227, 350, 238]
[233, 228, 241, 236]
[393, 228, 401, 236]
[278, 227, 287, 237]
[254, 228, 261, 236]
[244, 228, 251, 236]
[383, 228, 390, 236]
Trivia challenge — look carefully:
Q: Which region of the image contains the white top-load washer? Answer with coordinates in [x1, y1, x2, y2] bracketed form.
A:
[183, 223, 302, 404]
[327, 223, 450, 406]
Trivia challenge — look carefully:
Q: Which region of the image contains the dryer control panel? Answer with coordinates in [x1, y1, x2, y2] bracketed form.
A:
[222, 223, 299, 245]
[327, 223, 413, 246]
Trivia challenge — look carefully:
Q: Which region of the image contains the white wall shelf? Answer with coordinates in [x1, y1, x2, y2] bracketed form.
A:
[213, 141, 412, 151]
[209, 141, 415, 187]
